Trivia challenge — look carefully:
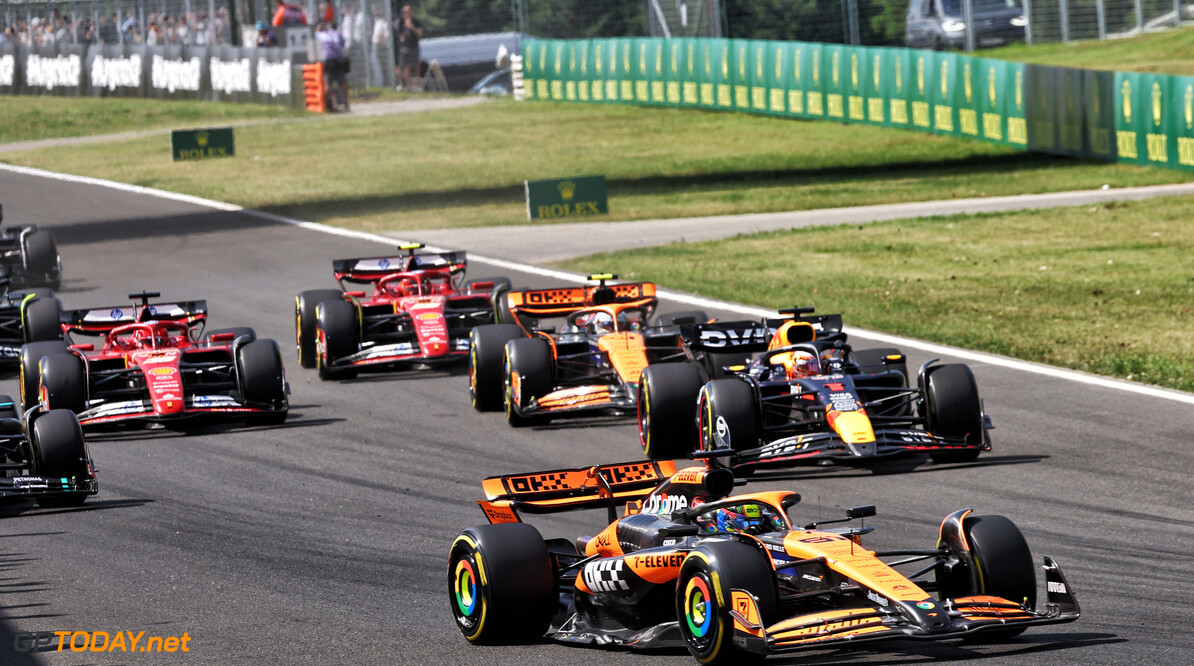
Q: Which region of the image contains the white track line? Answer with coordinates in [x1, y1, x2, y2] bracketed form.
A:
[5, 162, 1193, 406]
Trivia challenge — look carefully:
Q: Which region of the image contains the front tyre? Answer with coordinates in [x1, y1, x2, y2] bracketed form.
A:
[22, 295, 64, 343]
[316, 299, 359, 380]
[638, 362, 705, 460]
[468, 324, 525, 412]
[938, 514, 1036, 641]
[30, 409, 91, 508]
[296, 289, 343, 368]
[677, 540, 775, 665]
[923, 364, 984, 463]
[504, 337, 553, 427]
[38, 353, 86, 414]
[20, 341, 70, 411]
[447, 523, 555, 644]
[698, 378, 759, 454]
[238, 339, 288, 425]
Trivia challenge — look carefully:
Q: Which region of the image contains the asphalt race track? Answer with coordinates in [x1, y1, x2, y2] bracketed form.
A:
[1, 167, 1193, 665]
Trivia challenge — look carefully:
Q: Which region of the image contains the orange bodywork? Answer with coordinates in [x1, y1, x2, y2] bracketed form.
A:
[597, 333, 649, 384]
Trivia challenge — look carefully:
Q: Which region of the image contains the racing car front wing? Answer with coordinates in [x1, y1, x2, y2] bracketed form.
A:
[0, 473, 97, 500]
[327, 338, 470, 370]
[74, 394, 285, 427]
[733, 428, 990, 469]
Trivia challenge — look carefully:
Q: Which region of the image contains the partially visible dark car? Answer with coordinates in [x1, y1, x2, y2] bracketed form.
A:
[906, 0, 1026, 50]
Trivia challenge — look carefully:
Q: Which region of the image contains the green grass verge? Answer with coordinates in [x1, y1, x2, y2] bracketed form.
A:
[989, 25, 1194, 74]
[0, 96, 307, 143]
[3, 99, 1189, 230]
[559, 194, 1194, 392]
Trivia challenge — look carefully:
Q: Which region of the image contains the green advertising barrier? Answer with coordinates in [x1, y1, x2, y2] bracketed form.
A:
[1085, 70, 1116, 160]
[864, 48, 888, 126]
[518, 37, 1194, 175]
[845, 47, 867, 123]
[822, 44, 846, 121]
[977, 58, 1007, 143]
[1115, 72, 1147, 164]
[1006, 62, 1027, 146]
[957, 58, 980, 138]
[1172, 76, 1194, 169]
[909, 51, 933, 130]
[931, 51, 959, 135]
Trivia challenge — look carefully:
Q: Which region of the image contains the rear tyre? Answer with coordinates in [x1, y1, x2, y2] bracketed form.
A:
[676, 541, 774, 665]
[468, 324, 525, 412]
[698, 379, 759, 455]
[493, 290, 518, 325]
[447, 523, 555, 644]
[38, 353, 86, 414]
[296, 289, 343, 368]
[316, 299, 359, 380]
[638, 362, 705, 460]
[504, 337, 553, 427]
[238, 339, 288, 425]
[31, 409, 90, 508]
[939, 515, 1036, 641]
[23, 229, 62, 289]
[205, 327, 257, 344]
[655, 310, 709, 326]
[923, 364, 984, 463]
[20, 341, 70, 411]
[22, 295, 64, 342]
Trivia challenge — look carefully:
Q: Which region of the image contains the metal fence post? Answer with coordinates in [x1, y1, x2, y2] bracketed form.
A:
[1059, 0, 1068, 41]
[963, 0, 975, 51]
[1135, 0, 1144, 33]
[1176, 0, 1182, 26]
[846, 0, 860, 45]
[1024, 0, 1033, 44]
[1096, 0, 1105, 39]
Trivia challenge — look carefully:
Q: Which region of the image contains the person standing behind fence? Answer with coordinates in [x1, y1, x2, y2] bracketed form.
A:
[393, 4, 422, 91]
[317, 21, 350, 111]
[370, 5, 389, 87]
[256, 20, 279, 47]
[273, 0, 308, 27]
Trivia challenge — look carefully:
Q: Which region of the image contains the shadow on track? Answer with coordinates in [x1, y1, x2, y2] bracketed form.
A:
[0, 498, 152, 519]
[745, 454, 1049, 483]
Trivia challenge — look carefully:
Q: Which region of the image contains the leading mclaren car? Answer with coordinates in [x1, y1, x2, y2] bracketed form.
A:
[448, 455, 1079, 663]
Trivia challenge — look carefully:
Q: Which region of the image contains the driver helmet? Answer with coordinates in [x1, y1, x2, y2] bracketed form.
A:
[702, 504, 771, 535]
[616, 312, 642, 332]
[772, 350, 820, 380]
[588, 311, 615, 335]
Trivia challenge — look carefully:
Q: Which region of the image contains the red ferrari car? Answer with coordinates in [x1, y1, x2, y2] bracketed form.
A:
[20, 292, 288, 429]
[294, 243, 509, 379]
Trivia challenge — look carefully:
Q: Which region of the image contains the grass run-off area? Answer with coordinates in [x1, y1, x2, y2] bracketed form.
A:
[561, 195, 1194, 392]
[0, 96, 306, 143]
[989, 24, 1194, 75]
[2, 98, 1191, 231]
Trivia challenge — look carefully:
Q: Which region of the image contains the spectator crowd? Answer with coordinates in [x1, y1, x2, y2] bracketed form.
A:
[1, 7, 233, 47]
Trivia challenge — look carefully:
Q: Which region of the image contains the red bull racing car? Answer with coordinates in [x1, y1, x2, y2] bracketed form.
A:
[448, 454, 1080, 662]
[294, 243, 510, 379]
[638, 307, 992, 470]
[467, 274, 706, 426]
[20, 292, 288, 429]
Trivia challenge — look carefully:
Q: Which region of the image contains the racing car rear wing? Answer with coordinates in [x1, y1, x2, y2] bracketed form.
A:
[332, 251, 467, 285]
[503, 283, 657, 317]
[478, 459, 676, 524]
[63, 300, 208, 333]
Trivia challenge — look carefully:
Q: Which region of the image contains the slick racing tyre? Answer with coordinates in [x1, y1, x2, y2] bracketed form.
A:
[38, 353, 86, 414]
[676, 540, 775, 665]
[22, 229, 62, 289]
[936, 514, 1036, 641]
[448, 523, 555, 644]
[22, 293, 64, 343]
[296, 289, 342, 369]
[654, 310, 709, 326]
[503, 337, 553, 427]
[698, 379, 759, 455]
[238, 339, 288, 426]
[638, 362, 705, 460]
[922, 364, 984, 463]
[205, 327, 257, 344]
[30, 409, 90, 508]
[468, 324, 524, 412]
[316, 299, 359, 380]
[493, 290, 518, 325]
[20, 341, 70, 411]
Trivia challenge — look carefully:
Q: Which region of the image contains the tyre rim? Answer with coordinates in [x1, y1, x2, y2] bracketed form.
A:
[468, 345, 478, 403]
[453, 558, 480, 621]
[683, 574, 715, 649]
[698, 393, 712, 452]
[294, 299, 303, 363]
[638, 383, 650, 453]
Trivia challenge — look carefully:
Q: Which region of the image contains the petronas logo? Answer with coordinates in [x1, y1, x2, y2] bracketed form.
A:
[756, 46, 763, 79]
[775, 51, 782, 80]
[1015, 70, 1023, 110]
[873, 54, 880, 89]
[895, 56, 902, 92]
[554, 45, 562, 74]
[595, 44, 603, 74]
[639, 43, 646, 75]
[793, 50, 801, 83]
[832, 51, 839, 87]
[813, 50, 820, 86]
